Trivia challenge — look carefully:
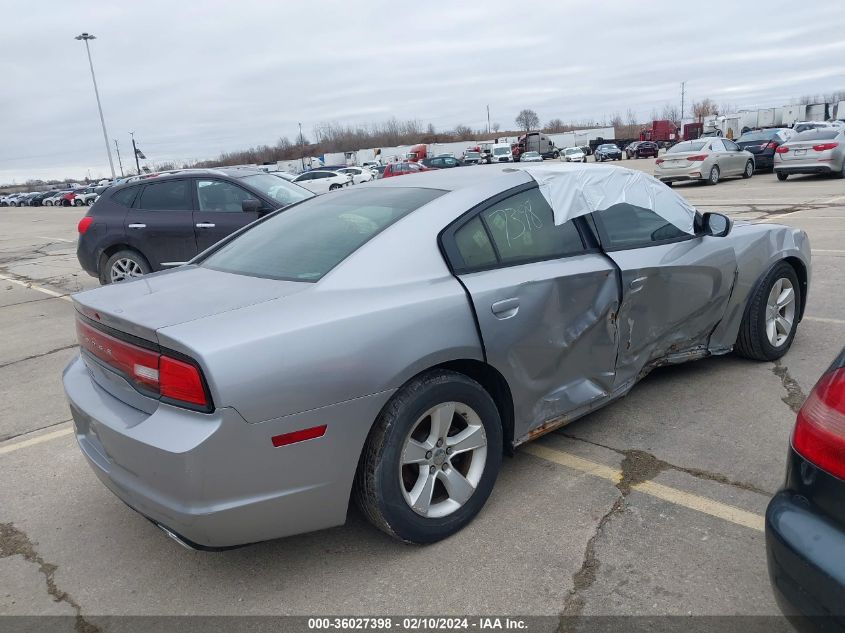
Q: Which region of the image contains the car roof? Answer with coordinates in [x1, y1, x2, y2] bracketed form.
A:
[107, 167, 270, 192]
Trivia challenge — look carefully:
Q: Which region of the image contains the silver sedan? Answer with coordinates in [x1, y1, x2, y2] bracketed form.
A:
[655, 138, 755, 185]
[774, 128, 845, 180]
[63, 164, 810, 547]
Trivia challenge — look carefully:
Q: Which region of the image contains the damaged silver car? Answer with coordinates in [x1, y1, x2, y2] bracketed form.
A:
[63, 164, 810, 547]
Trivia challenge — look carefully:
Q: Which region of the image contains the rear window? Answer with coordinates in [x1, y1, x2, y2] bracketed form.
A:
[200, 187, 444, 281]
[668, 141, 707, 153]
[738, 130, 780, 142]
[111, 186, 139, 207]
[792, 129, 839, 141]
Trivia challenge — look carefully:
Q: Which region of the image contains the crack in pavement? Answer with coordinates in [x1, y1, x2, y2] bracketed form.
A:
[0, 293, 71, 308]
[0, 419, 73, 444]
[557, 433, 773, 496]
[772, 360, 807, 414]
[0, 522, 100, 633]
[0, 343, 79, 370]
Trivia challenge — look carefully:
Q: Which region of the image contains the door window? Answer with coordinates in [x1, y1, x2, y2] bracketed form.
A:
[112, 186, 139, 207]
[196, 179, 255, 212]
[454, 216, 497, 269]
[709, 139, 726, 151]
[722, 139, 740, 151]
[137, 180, 192, 211]
[595, 203, 693, 249]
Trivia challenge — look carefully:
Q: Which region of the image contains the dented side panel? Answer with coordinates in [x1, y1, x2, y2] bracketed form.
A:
[606, 237, 738, 388]
[458, 253, 619, 440]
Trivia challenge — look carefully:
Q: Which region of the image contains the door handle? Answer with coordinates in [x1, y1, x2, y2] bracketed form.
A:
[195, 223, 216, 229]
[629, 276, 647, 292]
[127, 223, 146, 229]
[491, 298, 520, 319]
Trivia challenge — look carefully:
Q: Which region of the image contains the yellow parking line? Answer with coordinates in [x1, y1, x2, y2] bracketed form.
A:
[0, 272, 72, 302]
[522, 443, 765, 532]
[0, 426, 74, 456]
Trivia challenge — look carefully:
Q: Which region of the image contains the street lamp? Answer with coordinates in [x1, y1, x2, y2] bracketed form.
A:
[75, 33, 116, 179]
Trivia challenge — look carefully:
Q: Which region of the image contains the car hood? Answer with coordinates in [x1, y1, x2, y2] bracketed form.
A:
[72, 265, 310, 343]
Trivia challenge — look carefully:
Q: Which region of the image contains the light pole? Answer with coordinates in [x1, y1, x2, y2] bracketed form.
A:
[75, 33, 116, 179]
[298, 122, 305, 170]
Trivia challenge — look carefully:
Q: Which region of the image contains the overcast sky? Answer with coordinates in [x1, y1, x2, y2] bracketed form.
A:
[2, 1, 844, 184]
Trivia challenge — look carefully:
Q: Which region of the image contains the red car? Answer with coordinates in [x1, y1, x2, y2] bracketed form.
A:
[381, 162, 433, 178]
[60, 192, 78, 207]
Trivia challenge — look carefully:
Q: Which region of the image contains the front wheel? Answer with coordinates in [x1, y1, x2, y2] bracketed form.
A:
[735, 261, 800, 361]
[354, 370, 502, 544]
[706, 165, 720, 185]
[776, 172, 788, 181]
[742, 160, 754, 179]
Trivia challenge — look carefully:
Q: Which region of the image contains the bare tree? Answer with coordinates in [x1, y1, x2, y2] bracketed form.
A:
[625, 108, 638, 127]
[692, 99, 718, 121]
[545, 118, 566, 133]
[492, 122, 500, 133]
[426, 123, 436, 136]
[452, 124, 473, 138]
[609, 112, 624, 130]
[661, 103, 681, 124]
[515, 109, 540, 131]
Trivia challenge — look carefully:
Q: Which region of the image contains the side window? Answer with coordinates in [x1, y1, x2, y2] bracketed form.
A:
[137, 180, 191, 211]
[596, 203, 691, 249]
[111, 186, 139, 207]
[454, 216, 497, 269]
[480, 188, 584, 264]
[723, 139, 739, 151]
[710, 139, 725, 151]
[196, 179, 254, 212]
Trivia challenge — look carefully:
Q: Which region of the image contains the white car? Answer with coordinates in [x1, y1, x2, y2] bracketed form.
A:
[520, 151, 543, 163]
[73, 187, 99, 206]
[561, 147, 586, 163]
[291, 170, 351, 194]
[491, 144, 514, 163]
[337, 166, 374, 184]
[43, 191, 68, 206]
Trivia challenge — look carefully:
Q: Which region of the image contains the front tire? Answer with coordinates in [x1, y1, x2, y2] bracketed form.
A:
[354, 370, 502, 544]
[742, 160, 753, 179]
[735, 261, 801, 361]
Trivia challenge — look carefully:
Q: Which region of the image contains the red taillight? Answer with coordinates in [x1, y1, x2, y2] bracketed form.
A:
[775, 146, 789, 154]
[812, 142, 839, 152]
[655, 158, 664, 164]
[765, 141, 779, 151]
[78, 217, 93, 233]
[76, 316, 210, 410]
[686, 154, 709, 162]
[793, 367, 845, 480]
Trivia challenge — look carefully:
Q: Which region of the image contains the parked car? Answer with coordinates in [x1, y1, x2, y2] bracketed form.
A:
[2, 193, 26, 206]
[462, 151, 482, 166]
[76, 168, 313, 284]
[29, 191, 55, 206]
[774, 128, 845, 181]
[519, 151, 543, 163]
[655, 138, 755, 185]
[766, 345, 845, 626]
[73, 187, 100, 206]
[291, 170, 351, 194]
[626, 141, 659, 159]
[373, 165, 387, 179]
[561, 147, 586, 163]
[361, 161, 382, 171]
[735, 129, 794, 171]
[63, 164, 810, 549]
[337, 167, 375, 184]
[421, 156, 464, 169]
[491, 143, 514, 163]
[381, 162, 432, 178]
[594, 144, 623, 161]
[43, 191, 70, 206]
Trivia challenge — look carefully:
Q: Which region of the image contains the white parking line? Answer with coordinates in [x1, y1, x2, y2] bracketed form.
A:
[805, 316, 845, 326]
[812, 249, 845, 254]
[0, 272, 72, 302]
[522, 443, 764, 532]
[0, 426, 73, 455]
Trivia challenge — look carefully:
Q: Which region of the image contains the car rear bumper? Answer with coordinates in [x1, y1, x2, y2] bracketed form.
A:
[775, 164, 840, 176]
[766, 491, 845, 625]
[63, 354, 392, 548]
[656, 173, 705, 183]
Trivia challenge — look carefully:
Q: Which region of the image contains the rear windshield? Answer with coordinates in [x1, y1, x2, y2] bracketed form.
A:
[668, 141, 707, 153]
[200, 187, 444, 281]
[792, 129, 839, 141]
[738, 130, 781, 142]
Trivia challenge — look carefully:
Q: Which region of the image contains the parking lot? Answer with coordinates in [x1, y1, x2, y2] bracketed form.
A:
[1, 159, 843, 626]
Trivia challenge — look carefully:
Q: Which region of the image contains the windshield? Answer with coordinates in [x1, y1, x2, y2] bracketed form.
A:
[200, 187, 445, 282]
[565, 148, 580, 154]
[465, 152, 480, 158]
[239, 173, 313, 207]
[668, 141, 707, 153]
[493, 147, 510, 155]
[523, 152, 539, 157]
[599, 144, 617, 150]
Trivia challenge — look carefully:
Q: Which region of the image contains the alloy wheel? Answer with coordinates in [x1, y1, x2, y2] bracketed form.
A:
[765, 278, 796, 347]
[110, 258, 145, 283]
[399, 401, 487, 518]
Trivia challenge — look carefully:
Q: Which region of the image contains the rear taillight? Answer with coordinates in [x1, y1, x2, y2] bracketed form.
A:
[655, 158, 664, 164]
[775, 146, 789, 154]
[76, 316, 210, 411]
[765, 141, 779, 151]
[77, 217, 93, 233]
[793, 366, 845, 480]
[686, 154, 708, 162]
[812, 142, 839, 152]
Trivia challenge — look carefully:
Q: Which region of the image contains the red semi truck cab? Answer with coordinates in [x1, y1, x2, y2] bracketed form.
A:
[406, 144, 428, 162]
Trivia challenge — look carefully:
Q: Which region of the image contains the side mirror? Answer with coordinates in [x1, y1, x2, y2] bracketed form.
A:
[242, 198, 262, 213]
[702, 212, 731, 237]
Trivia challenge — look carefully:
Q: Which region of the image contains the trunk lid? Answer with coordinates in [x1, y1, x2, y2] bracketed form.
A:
[73, 265, 310, 343]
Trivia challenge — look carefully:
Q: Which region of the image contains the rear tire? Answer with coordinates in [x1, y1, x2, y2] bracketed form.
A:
[706, 165, 720, 185]
[329, 184, 341, 190]
[777, 172, 788, 181]
[735, 261, 801, 361]
[742, 160, 754, 179]
[103, 249, 151, 285]
[354, 369, 502, 544]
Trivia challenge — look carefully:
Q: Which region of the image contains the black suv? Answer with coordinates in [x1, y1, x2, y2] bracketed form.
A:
[77, 168, 313, 284]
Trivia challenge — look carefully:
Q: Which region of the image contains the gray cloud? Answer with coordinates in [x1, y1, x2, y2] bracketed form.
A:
[1, 0, 843, 183]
